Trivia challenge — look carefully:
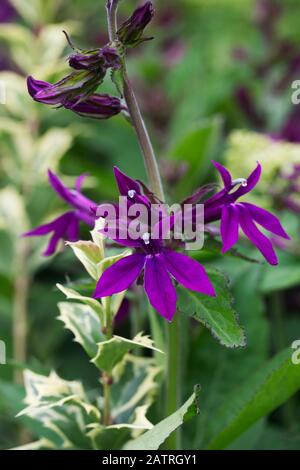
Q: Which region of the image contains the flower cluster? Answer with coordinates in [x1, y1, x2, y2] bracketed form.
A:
[27, 2, 155, 119]
[25, 162, 289, 318]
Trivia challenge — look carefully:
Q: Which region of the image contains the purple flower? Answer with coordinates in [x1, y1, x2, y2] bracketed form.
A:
[117, 1, 154, 47]
[94, 168, 215, 321]
[204, 161, 290, 265]
[24, 171, 97, 256]
[27, 76, 124, 119]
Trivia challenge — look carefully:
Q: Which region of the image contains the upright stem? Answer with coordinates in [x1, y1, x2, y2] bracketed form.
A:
[122, 70, 165, 201]
[165, 313, 181, 450]
[106, 0, 165, 200]
[103, 298, 113, 426]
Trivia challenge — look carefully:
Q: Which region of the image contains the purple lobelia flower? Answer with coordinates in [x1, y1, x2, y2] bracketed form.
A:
[204, 161, 290, 265]
[117, 1, 154, 47]
[93, 167, 215, 321]
[27, 76, 124, 119]
[23, 171, 97, 256]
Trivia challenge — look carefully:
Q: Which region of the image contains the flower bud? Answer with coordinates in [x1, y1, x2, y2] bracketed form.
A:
[27, 70, 104, 106]
[117, 1, 154, 47]
[65, 94, 124, 119]
[69, 46, 121, 72]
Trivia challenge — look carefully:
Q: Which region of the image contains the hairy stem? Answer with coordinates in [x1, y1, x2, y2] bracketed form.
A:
[165, 313, 181, 450]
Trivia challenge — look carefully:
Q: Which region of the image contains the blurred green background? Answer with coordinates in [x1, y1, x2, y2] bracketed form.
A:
[0, 0, 300, 450]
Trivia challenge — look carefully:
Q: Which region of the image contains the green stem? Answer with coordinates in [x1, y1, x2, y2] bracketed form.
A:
[105, 0, 165, 200]
[165, 313, 181, 450]
[103, 298, 113, 426]
[122, 69, 165, 201]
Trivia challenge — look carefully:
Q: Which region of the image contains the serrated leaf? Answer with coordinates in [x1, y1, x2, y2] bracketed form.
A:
[206, 348, 300, 450]
[56, 284, 104, 322]
[58, 302, 104, 359]
[177, 269, 246, 348]
[123, 386, 201, 450]
[92, 333, 163, 373]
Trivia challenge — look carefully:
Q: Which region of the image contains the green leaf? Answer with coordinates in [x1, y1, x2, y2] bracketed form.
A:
[177, 269, 246, 348]
[67, 241, 104, 280]
[123, 386, 201, 450]
[206, 348, 300, 450]
[56, 284, 104, 322]
[57, 302, 104, 359]
[92, 333, 163, 373]
[168, 117, 222, 198]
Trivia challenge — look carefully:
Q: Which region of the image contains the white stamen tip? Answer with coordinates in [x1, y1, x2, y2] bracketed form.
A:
[232, 178, 247, 188]
[128, 190, 136, 199]
[142, 232, 150, 245]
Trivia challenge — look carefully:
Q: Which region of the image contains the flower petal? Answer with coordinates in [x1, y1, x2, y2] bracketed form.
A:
[94, 253, 145, 298]
[144, 254, 177, 321]
[220, 204, 240, 253]
[234, 162, 262, 198]
[212, 160, 232, 190]
[48, 170, 75, 206]
[113, 167, 141, 196]
[162, 249, 215, 296]
[241, 202, 290, 240]
[239, 205, 278, 265]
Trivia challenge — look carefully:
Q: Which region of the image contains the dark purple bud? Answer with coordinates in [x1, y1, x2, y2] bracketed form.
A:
[69, 46, 121, 72]
[27, 70, 104, 106]
[65, 94, 124, 119]
[117, 1, 154, 47]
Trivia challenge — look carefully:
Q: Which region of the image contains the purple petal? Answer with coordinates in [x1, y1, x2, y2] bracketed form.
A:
[66, 216, 80, 241]
[48, 170, 75, 206]
[23, 212, 73, 237]
[212, 160, 232, 190]
[144, 254, 177, 321]
[239, 205, 278, 265]
[113, 167, 141, 196]
[241, 202, 290, 240]
[162, 249, 216, 296]
[220, 204, 240, 253]
[75, 173, 89, 192]
[234, 162, 262, 198]
[94, 253, 145, 298]
[27, 76, 50, 99]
